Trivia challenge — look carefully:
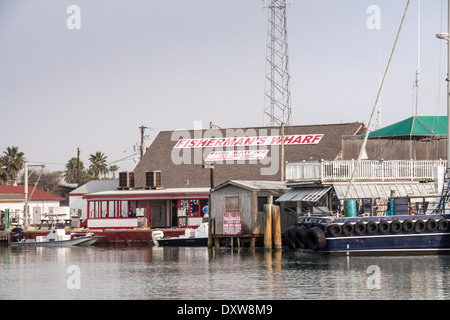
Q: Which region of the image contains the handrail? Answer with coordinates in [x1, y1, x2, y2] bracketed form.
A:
[286, 160, 447, 182]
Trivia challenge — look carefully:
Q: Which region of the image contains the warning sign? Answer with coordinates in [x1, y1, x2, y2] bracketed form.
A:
[223, 212, 242, 235]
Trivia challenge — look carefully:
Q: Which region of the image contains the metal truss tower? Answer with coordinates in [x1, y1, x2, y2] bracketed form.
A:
[263, 0, 292, 127]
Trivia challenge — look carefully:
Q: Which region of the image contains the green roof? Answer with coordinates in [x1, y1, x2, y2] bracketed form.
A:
[366, 116, 447, 139]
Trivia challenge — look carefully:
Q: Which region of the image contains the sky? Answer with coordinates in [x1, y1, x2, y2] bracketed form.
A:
[0, 0, 448, 174]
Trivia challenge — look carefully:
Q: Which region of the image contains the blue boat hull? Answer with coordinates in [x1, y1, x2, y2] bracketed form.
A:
[285, 214, 450, 255]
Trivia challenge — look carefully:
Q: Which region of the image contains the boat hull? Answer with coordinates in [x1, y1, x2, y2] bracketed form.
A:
[10, 235, 103, 247]
[155, 237, 208, 247]
[285, 214, 450, 256]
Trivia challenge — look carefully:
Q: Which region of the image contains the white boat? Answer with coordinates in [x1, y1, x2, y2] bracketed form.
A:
[152, 219, 208, 247]
[10, 227, 103, 247]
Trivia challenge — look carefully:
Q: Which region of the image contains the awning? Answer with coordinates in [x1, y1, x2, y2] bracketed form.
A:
[333, 182, 436, 200]
[276, 187, 331, 203]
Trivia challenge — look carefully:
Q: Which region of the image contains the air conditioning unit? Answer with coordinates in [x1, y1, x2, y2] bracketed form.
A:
[145, 171, 162, 189]
[119, 171, 135, 189]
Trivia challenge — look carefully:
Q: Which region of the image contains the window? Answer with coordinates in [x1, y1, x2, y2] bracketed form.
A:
[178, 199, 209, 218]
[257, 197, 267, 212]
[225, 197, 239, 212]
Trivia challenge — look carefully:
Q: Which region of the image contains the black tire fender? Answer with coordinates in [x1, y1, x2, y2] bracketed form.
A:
[402, 219, 414, 232]
[366, 221, 378, 234]
[414, 220, 426, 233]
[426, 219, 437, 232]
[342, 222, 354, 235]
[328, 224, 342, 237]
[390, 220, 402, 233]
[295, 226, 309, 249]
[285, 227, 297, 249]
[378, 221, 390, 234]
[354, 221, 366, 235]
[306, 227, 327, 251]
[438, 219, 449, 232]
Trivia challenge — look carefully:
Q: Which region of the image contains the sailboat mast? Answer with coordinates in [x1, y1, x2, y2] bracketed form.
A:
[447, 0, 450, 169]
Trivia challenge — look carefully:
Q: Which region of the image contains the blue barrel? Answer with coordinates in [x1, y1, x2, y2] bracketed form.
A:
[344, 200, 357, 217]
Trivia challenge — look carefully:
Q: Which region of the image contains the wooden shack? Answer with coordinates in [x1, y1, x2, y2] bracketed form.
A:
[210, 180, 292, 247]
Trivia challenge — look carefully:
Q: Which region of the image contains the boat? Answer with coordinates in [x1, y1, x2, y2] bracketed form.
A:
[10, 227, 103, 247]
[283, 0, 450, 255]
[152, 219, 208, 247]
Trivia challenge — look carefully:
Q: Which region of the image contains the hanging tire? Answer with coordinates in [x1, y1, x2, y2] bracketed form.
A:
[366, 221, 378, 234]
[306, 227, 327, 251]
[342, 222, 354, 235]
[328, 224, 342, 237]
[390, 220, 402, 233]
[426, 219, 438, 232]
[378, 221, 390, 234]
[438, 219, 449, 232]
[402, 219, 414, 232]
[354, 221, 366, 235]
[285, 227, 297, 249]
[414, 220, 426, 233]
[295, 226, 309, 249]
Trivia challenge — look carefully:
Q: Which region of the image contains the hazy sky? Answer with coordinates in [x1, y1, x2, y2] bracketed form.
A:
[0, 0, 447, 173]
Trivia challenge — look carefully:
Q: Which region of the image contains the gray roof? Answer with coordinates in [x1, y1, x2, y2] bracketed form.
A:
[213, 180, 289, 192]
[69, 180, 119, 195]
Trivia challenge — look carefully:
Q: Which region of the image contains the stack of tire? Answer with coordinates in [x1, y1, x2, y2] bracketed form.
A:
[284, 218, 449, 251]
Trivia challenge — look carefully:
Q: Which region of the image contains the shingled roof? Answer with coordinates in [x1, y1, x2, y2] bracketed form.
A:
[133, 122, 365, 188]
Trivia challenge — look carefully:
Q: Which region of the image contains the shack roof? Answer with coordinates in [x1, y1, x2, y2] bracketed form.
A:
[212, 180, 289, 192]
[366, 116, 447, 139]
[133, 122, 366, 188]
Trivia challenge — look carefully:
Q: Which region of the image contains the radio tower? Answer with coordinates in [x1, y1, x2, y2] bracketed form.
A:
[263, 0, 292, 126]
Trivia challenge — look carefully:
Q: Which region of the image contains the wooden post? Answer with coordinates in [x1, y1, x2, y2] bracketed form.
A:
[264, 197, 273, 251]
[272, 205, 282, 251]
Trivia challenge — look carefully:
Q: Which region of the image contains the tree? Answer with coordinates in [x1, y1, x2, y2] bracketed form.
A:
[64, 157, 86, 184]
[89, 151, 108, 179]
[2, 146, 24, 184]
[109, 165, 119, 179]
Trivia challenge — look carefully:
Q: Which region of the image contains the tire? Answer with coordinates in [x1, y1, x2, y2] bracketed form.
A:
[402, 219, 414, 232]
[390, 220, 402, 233]
[438, 219, 449, 232]
[306, 227, 327, 251]
[414, 220, 426, 233]
[328, 224, 342, 237]
[378, 221, 390, 234]
[342, 222, 354, 236]
[426, 219, 438, 232]
[354, 222, 366, 235]
[366, 221, 378, 234]
[295, 226, 309, 249]
[285, 227, 297, 249]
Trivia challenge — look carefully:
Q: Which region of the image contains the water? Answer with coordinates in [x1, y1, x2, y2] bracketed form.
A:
[0, 245, 449, 300]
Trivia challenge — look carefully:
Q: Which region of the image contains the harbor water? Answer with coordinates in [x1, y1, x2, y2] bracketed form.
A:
[0, 245, 449, 300]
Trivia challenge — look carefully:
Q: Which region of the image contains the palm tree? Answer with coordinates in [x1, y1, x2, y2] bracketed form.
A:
[89, 151, 108, 179]
[109, 165, 119, 179]
[2, 146, 24, 184]
[64, 157, 86, 183]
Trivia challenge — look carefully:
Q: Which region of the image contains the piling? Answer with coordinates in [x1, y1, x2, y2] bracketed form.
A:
[272, 205, 282, 250]
[264, 197, 273, 251]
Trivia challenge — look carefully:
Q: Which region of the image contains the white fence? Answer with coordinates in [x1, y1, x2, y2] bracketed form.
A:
[286, 160, 448, 182]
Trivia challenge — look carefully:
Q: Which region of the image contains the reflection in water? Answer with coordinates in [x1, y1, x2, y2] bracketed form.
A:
[0, 246, 449, 300]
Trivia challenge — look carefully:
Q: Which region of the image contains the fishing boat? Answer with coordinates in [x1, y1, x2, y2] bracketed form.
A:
[283, 0, 450, 255]
[152, 219, 208, 247]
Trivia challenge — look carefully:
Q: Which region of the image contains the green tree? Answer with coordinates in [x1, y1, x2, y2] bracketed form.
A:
[64, 157, 86, 184]
[109, 165, 119, 179]
[89, 151, 108, 179]
[2, 146, 24, 184]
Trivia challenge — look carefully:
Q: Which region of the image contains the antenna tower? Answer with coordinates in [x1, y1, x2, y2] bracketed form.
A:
[263, 0, 292, 126]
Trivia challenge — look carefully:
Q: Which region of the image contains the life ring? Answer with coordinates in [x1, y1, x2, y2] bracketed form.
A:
[285, 227, 297, 249]
[306, 227, 327, 251]
[342, 222, 354, 235]
[390, 220, 402, 233]
[426, 219, 438, 232]
[354, 221, 366, 235]
[328, 224, 342, 237]
[402, 219, 414, 232]
[414, 220, 426, 233]
[438, 219, 449, 232]
[366, 221, 378, 234]
[378, 221, 390, 234]
[295, 226, 309, 249]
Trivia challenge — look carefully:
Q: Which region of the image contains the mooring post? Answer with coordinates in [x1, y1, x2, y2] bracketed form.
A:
[264, 196, 273, 251]
[272, 205, 282, 250]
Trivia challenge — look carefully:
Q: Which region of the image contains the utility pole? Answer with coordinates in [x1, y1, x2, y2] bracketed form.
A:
[139, 125, 151, 159]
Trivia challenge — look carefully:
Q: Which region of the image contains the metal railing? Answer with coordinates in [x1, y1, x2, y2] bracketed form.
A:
[286, 160, 447, 182]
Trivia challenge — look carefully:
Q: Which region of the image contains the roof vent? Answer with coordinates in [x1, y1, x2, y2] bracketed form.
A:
[118, 171, 135, 190]
[145, 171, 163, 189]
